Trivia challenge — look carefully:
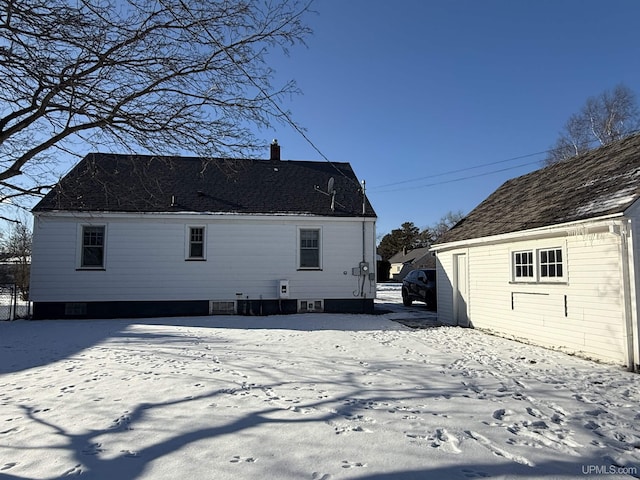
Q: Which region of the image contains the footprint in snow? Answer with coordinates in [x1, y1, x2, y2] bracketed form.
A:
[312, 473, 332, 480]
[230, 456, 257, 463]
[82, 442, 103, 455]
[465, 430, 534, 467]
[492, 409, 512, 421]
[462, 468, 490, 478]
[429, 428, 462, 454]
[63, 464, 83, 476]
[526, 407, 542, 418]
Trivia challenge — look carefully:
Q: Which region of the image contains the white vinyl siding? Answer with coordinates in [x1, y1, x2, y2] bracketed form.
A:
[30, 214, 377, 303]
[435, 225, 629, 364]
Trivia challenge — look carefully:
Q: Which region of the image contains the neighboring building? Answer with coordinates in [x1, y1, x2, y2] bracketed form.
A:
[30, 142, 377, 319]
[388, 246, 435, 281]
[431, 134, 640, 369]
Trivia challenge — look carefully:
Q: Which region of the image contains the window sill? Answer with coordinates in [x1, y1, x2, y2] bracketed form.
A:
[509, 280, 567, 285]
[76, 267, 106, 271]
[186, 258, 207, 261]
[298, 268, 322, 271]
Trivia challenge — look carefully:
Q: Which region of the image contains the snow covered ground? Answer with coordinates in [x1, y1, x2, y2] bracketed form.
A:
[1, 285, 640, 479]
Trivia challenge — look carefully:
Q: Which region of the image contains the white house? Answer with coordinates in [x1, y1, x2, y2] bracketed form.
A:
[388, 246, 435, 281]
[431, 134, 640, 370]
[30, 142, 377, 319]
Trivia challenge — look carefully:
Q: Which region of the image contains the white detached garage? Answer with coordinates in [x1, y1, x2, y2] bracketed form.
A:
[431, 134, 640, 370]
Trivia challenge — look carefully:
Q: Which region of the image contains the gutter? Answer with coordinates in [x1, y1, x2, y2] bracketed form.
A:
[430, 213, 624, 253]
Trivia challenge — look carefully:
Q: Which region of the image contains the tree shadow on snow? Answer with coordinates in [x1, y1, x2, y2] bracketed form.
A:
[0, 313, 411, 375]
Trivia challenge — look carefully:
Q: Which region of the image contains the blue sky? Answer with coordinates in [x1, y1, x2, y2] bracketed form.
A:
[262, 0, 640, 238]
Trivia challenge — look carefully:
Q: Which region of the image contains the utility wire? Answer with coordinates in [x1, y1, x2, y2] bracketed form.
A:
[368, 150, 549, 190]
[206, 13, 360, 188]
[178, 0, 361, 190]
[369, 160, 542, 194]
[367, 134, 631, 193]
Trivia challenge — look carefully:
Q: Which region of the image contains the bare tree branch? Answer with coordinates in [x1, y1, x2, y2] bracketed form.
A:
[544, 84, 640, 165]
[0, 0, 314, 216]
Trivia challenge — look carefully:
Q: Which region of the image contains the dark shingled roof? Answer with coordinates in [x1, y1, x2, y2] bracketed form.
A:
[388, 247, 436, 268]
[438, 133, 640, 244]
[33, 153, 376, 217]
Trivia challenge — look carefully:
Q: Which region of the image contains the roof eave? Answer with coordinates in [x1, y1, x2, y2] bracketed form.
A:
[430, 212, 626, 252]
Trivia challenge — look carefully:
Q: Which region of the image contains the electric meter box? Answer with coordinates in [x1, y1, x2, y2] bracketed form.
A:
[279, 279, 290, 299]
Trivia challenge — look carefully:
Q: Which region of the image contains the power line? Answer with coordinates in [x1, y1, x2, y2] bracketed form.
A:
[367, 133, 633, 193]
[369, 160, 541, 194]
[186, 1, 362, 189]
[369, 150, 549, 190]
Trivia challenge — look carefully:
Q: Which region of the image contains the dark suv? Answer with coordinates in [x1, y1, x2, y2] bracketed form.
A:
[402, 269, 437, 310]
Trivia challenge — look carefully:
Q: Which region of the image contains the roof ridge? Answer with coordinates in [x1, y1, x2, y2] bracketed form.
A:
[438, 132, 640, 243]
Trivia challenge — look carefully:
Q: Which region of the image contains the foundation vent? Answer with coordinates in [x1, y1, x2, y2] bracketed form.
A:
[210, 301, 236, 315]
[298, 299, 323, 313]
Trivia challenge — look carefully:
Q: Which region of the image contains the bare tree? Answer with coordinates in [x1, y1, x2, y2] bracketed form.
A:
[0, 0, 313, 220]
[430, 210, 464, 243]
[545, 84, 640, 165]
[0, 221, 31, 299]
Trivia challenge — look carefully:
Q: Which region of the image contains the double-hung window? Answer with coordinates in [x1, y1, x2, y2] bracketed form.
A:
[81, 225, 105, 268]
[188, 227, 205, 260]
[299, 228, 321, 269]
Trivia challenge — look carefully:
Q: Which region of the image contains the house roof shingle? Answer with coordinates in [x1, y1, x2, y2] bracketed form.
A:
[388, 246, 432, 264]
[438, 133, 640, 244]
[34, 153, 376, 218]
[388, 247, 436, 269]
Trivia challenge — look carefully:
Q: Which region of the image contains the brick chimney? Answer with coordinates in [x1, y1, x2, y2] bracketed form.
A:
[270, 139, 280, 161]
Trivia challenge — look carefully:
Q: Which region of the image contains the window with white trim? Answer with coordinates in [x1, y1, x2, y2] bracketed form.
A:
[511, 246, 565, 283]
[188, 226, 205, 259]
[513, 250, 534, 279]
[81, 225, 105, 268]
[299, 228, 321, 269]
[540, 248, 563, 278]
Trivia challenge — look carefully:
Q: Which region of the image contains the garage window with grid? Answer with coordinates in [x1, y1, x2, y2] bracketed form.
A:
[513, 250, 534, 280]
[540, 248, 563, 278]
[511, 247, 565, 283]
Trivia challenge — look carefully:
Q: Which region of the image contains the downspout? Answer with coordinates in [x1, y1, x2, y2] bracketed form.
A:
[618, 219, 637, 372]
[361, 180, 367, 299]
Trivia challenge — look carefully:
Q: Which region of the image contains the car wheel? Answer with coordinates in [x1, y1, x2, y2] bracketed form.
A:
[402, 289, 412, 306]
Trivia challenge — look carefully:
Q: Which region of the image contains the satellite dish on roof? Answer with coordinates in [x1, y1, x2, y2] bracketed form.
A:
[327, 177, 335, 194]
[314, 176, 343, 212]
